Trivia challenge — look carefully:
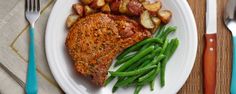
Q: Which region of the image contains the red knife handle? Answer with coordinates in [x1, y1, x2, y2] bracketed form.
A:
[203, 34, 217, 94]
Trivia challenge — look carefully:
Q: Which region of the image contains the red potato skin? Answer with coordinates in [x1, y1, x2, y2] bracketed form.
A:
[110, 0, 121, 13]
[73, 3, 84, 16]
[127, 0, 144, 16]
[149, 11, 157, 16]
[105, 0, 114, 3]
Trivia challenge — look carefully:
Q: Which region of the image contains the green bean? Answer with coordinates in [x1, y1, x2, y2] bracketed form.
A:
[155, 25, 166, 37]
[134, 85, 143, 94]
[138, 54, 154, 63]
[138, 47, 162, 68]
[159, 26, 177, 40]
[137, 57, 163, 85]
[126, 60, 150, 72]
[118, 57, 150, 81]
[125, 47, 161, 71]
[139, 47, 161, 63]
[112, 86, 118, 93]
[138, 64, 161, 85]
[109, 65, 157, 76]
[139, 60, 152, 68]
[111, 44, 166, 87]
[107, 59, 142, 86]
[150, 80, 155, 91]
[117, 38, 162, 60]
[105, 77, 114, 86]
[117, 45, 155, 71]
[139, 43, 153, 51]
[116, 59, 147, 81]
[160, 39, 169, 54]
[138, 69, 155, 82]
[112, 77, 124, 92]
[160, 38, 179, 87]
[145, 54, 165, 67]
[114, 53, 136, 67]
[105, 46, 155, 85]
[115, 74, 142, 87]
[151, 46, 162, 55]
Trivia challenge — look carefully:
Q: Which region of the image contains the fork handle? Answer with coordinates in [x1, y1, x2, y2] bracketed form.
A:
[25, 26, 38, 94]
[203, 34, 217, 94]
[231, 36, 236, 94]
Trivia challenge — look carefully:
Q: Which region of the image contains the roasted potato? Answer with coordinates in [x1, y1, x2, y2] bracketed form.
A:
[142, 1, 161, 12]
[157, 10, 172, 24]
[101, 3, 111, 13]
[66, 14, 79, 28]
[80, 0, 93, 5]
[127, 0, 143, 16]
[73, 3, 84, 16]
[151, 16, 161, 26]
[140, 10, 154, 29]
[105, 0, 114, 3]
[90, 0, 105, 9]
[110, 0, 121, 12]
[139, 0, 146, 3]
[151, 16, 161, 33]
[84, 5, 96, 15]
[119, 0, 130, 14]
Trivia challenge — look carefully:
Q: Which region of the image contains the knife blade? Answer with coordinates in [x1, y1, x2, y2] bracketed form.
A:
[203, 0, 217, 94]
[206, 0, 217, 34]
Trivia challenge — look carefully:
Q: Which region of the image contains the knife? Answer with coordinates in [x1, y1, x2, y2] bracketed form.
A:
[203, 0, 217, 94]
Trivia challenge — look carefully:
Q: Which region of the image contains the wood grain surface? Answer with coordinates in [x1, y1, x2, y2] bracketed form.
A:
[178, 0, 231, 94]
[0, 0, 232, 94]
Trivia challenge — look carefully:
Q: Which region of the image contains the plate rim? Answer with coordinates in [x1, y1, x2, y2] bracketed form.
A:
[45, 0, 198, 93]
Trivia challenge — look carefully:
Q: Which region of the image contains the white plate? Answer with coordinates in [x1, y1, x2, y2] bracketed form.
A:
[45, 0, 197, 94]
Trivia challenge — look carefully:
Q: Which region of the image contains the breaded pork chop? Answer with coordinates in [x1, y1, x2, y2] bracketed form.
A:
[65, 13, 151, 86]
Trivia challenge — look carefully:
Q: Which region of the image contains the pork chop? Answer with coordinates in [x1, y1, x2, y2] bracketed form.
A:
[65, 13, 151, 86]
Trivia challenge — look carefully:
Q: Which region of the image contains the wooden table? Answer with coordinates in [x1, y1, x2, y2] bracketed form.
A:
[0, 0, 231, 94]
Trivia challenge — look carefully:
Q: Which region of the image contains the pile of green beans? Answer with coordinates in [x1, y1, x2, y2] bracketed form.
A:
[105, 25, 179, 94]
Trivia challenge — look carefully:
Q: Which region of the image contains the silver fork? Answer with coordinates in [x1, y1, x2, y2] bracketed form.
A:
[25, 0, 40, 94]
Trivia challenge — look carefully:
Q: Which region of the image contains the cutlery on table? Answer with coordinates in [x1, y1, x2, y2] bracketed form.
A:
[25, 0, 40, 93]
[203, 0, 217, 93]
[0, 63, 25, 88]
[223, 0, 236, 93]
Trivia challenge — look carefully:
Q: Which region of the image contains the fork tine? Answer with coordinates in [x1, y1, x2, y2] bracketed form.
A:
[29, 0, 32, 11]
[37, 0, 40, 11]
[33, 0, 36, 11]
[25, 0, 28, 11]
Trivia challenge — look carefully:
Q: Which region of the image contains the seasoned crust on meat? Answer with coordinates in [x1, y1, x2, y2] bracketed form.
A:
[65, 13, 151, 86]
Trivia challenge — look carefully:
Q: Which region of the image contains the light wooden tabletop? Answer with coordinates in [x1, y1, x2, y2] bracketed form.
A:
[0, 0, 231, 94]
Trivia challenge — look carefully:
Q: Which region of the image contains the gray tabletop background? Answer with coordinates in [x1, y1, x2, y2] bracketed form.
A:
[0, 0, 63, 94]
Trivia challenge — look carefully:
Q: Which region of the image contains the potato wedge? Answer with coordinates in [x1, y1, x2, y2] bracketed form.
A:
[151, 16, 161, 26]
[151, 16, 161, 33]
[119, 0, 130, 14]
[157, 10, 172, 24]
[73, 3, 84, 16]
[66, 14, 79, 28]
[84, 5, 96, 15]
[140, 10, 154, 29]
[81, 0, 93, 5]
[90, 0, 105, 9]
[101, 3, 111, 13]
[142, 1, 161, 12]
[110, 0, 121, 12]
[127, 0, 143, 16]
